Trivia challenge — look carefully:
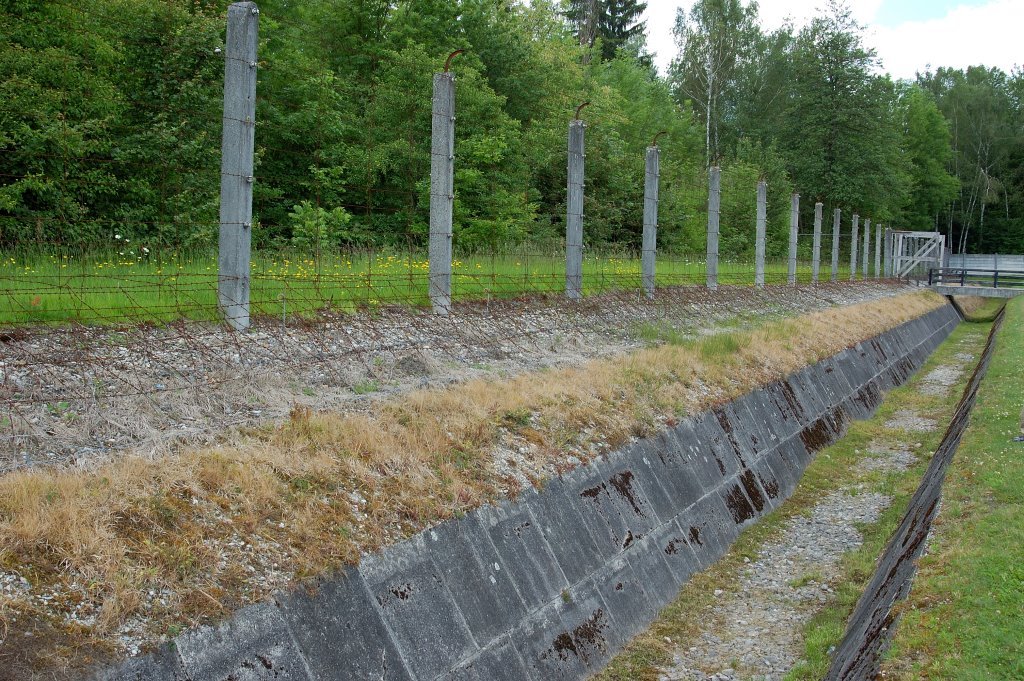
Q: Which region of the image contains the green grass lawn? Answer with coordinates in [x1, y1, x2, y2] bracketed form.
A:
[0, 248, 857, 326]
[879, 296, 1023, 680]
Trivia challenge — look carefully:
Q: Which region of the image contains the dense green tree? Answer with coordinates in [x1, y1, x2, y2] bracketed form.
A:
[727, 24, 793, 157]
[598, 0, 648, 62]
[0, 0, 224, 247]
[779, 1, 905, 219]
[897, 85, 959, 231]
[919, 66, 1024, 253]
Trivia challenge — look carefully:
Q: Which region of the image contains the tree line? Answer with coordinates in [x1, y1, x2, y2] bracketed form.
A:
[0, 0, 1021, 255]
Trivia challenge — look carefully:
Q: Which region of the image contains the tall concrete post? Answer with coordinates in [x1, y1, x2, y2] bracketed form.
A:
[706, 166, 721, 290]
[755, 180, 767, 288]
[850, 214, 859, 281]
[884, 227, 893, 277]
[641, 146, 660, 299]
[831, 208, 841, 282]
[875, 224, 882, 278]
[428, 71, 456, 314]
[566, 119, 585, 300]
[862, 218, 871, 279]
[812, 201, 823, 284]
[788, 193, 799, 285]
[218, 2, 259, 331]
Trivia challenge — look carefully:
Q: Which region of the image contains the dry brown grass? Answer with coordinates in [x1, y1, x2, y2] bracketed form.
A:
[0, 290, 946, 672]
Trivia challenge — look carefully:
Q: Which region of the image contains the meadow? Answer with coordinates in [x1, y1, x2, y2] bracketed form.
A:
[0, 247, 855, 326]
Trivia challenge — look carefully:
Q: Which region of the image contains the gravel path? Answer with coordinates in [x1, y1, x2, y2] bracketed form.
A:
[659, 489, 895, 681]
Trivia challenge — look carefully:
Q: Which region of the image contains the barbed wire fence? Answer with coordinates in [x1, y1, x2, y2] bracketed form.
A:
[0, 2, 895, 469]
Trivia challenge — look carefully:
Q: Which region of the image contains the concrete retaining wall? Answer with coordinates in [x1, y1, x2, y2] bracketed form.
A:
[93, 303, 962, 681]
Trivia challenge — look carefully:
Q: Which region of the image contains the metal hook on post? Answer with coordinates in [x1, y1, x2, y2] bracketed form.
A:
[574, 101, 591, 120]
[444, 49, 465, 72]
[651, 130, 668, 147]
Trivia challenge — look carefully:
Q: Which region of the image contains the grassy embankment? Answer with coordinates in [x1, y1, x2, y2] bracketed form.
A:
[0, 249, 850, 325]
[0, 292, 937, 676]
[597, 297, 1002, 681]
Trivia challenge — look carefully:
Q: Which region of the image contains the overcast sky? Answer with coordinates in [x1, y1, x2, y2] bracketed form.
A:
[643, 0, 1023, 80]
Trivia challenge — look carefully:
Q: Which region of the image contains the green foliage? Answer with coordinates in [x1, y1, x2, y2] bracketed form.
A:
[565, 0, 650, 63]
[898, 85, 959, 230]
[671, 0, 761, 165]
[1, 0, 1019, 259]
[287, 201, 353, 251]
[918, 66, 1024, 253]
[780, 1, 905, 219]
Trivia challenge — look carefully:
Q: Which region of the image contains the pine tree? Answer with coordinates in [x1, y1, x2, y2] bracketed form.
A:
[599, 0, 647, 61]
[565, 0, 648, 62]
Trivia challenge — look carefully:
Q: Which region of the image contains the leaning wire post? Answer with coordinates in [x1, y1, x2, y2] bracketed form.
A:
[566, 101, 589, 300]
[641, 133, 664, 299]
[217, 1, 259, 331]
[428, 50, 462, 314]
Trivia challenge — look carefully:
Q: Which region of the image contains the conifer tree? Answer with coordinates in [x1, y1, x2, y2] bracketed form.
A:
[565, 0, 648, 62]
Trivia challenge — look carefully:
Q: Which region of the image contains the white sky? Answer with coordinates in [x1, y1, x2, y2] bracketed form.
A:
[643, 0, 1024, 80]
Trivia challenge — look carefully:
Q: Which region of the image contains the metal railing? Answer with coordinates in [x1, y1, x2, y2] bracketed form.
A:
[928, 267, 1024, 289]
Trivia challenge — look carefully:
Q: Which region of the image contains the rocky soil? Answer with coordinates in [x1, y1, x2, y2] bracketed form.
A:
[0, 282, 908, 471]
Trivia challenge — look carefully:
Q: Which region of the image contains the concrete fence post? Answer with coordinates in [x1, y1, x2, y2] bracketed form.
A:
[706, 166, 721, 290]
[884, 227, 893, 277]
[428, 71, 456, 314]
[812, 201, 823, 284]
[755, 180, 767, 288]
[641, 145, 660, 299]
[874, 224, 882, 278]
[831, 208, 841, 282]
[218, 1, 259, 331]
[788, 193, 799, 286]
[566, 119, 585, 300]
[862, 218, 871, 279]
[850, 213, 859, 281]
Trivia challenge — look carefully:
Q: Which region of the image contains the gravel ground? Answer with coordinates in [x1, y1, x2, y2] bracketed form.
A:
[659, 489, 894, 681]
[0, 282, 908, 472]
[885, 410, 939, 433]
[919, 358, 971, 397]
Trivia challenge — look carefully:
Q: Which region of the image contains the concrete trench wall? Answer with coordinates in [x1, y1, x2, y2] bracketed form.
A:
[94, 303, 962, 681]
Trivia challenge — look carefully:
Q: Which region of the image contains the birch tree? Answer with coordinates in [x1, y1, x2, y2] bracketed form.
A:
[670, 0, 758, 166]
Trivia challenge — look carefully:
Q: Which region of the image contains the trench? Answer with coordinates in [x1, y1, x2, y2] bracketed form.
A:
[89, 303, 961, 681]
[824, 303, 1007, 680]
